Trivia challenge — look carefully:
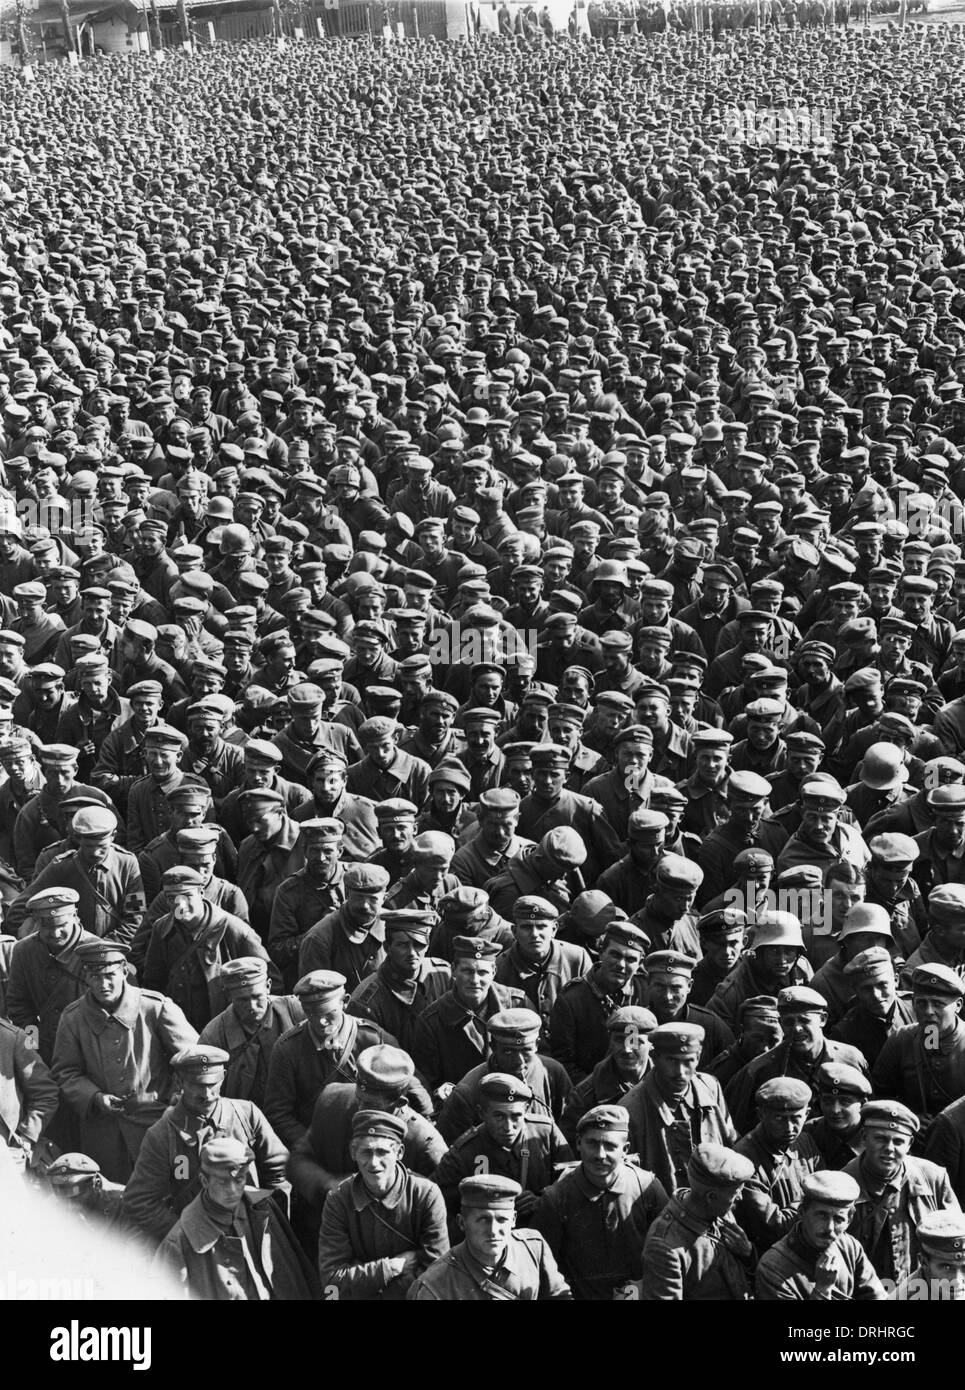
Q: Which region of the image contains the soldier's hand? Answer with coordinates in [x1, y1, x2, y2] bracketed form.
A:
[434, 1083, 455, 1105]
[79, 741, 96, 761]
[814, 1248, 839, 1291]
[390, 1251, 422, 1281]
[93, 1093, 125, 1115]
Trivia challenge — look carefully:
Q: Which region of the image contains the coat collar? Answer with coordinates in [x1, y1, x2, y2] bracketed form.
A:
[178, 1189, 272, 1254]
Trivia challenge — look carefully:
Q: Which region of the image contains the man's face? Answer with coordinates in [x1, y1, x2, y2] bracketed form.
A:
[305, 838, 340, 877]
[460, 1205, 515, 1266]
[86, 960, 126, 1009]
[933, 812, 965, 855]
[180, 1070, 224, 1118]
[352, 1136, 401, 1198]
[579, 1128, 628, 1189]
[0, 643, 22, 677]
[44, 759, 76, 796]
[914, 992, 962, 1035]
[387, 932, 426, 978]
[782, 1008, 824, 1058]
[483, 1099, 528, 1149]
[201, 1166, 247, 1212]
[646, 971, 690, 1021]
[366, 736, 397, 771]
[38, 911, 78, 953]
[802, 808, 837, 848]
[146, 745, 180, 781]
[761, 1103, 807, 1151]
[452, 958, 495, 1009]
[34, 679, 64, 711]
[303, 996, 345, 1045]
[705, 927, 744, 975]
[345, 888, 384, 926]
[597, 942, 642, 995]
[232, 984, 271, 1029]
[514, 916, 556, 964]
[653, 1046, 698, 1099]
[820, 1087, 863, 1132]
[741, 621, 771, 654]
[380, 820, 414, 854]
[800, 1200, 852, 1252]
[862, 1122, 912, 1181]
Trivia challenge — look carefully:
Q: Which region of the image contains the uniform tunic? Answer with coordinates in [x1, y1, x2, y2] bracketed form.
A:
[122, 1095, 290, 1245]
[618, 1071, 737, 1195]
[872, 1021, 965, 1126]
[641, 1193, 752, 1300]
[199, 996, 305, 1108]
[408, 1230, 572, 1300]
[348, 958, 452, 1055]
[51, 985, 198, 1182]
[756, 1226, 886, 1300]
[533, 1161, 669, 1299]
[842, 1154, 959, 1283]
[319, 1167, 449, 1300]
[411, 984, 528, 1094]
[264, 1014, 396, 1147]
[157, 1188, 319, 1301]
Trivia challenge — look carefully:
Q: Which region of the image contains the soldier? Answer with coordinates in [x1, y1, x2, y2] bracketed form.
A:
[641, 951, 734, 1070]
[141, 866, 272, 1031]
[549, 921, 651, 1083]
[12, 743, 112, 881]
[236, 788, 306, 940]
[756, 1171, 887, 1301]
[828, 946, 916, 1068]
[408, 1174, 572, 1301]
[641, 1143, 756, 1300]
[122, 1044, 289, 1246]
[695, 769, 785, 907]
[218, 738, 312, 845]
[269, 820, 354, 988]
[345, 716, 431, 806]
[690, 908, 747, 1008]
[533, 1103, 668, 1299]
[890, 1211, 965, 1301]
[287, 1045, 443, 1219]
[450, 788, 532, 890]
[6, 805, 146, 947]
[433, 1073, 572, 1232]
[516, 743, 622, 881]
[125, 724, 192, 855]
[155, 1136, 319, 1301]
[347, 910, 450, 1054]
[804, 1062, 872, 1171]
[436, 1007, 573, 1144]
[484, 826, 588, 920]
[733, 1077, 822, 1254]
[318, 1109, 449, 1300]
[494, 896, 593, 1042]
[264, 970, 397, 1148]
[199, 957, 304, 1109]
[412, 937, 527, 1102]
[843, 1100, 958, 1285]
[5, 887, 101, 1064]
[0, 1010, 60, 1173]
[725, 987, 868, 1135]
[51, 939, 197, 1182]
[706, 912, 813, 1032]
[560, 1006, 656, 1144]
[291, 750, 379, 864]
[873, 965, 965, 1129]
[595, 809, 669, 918]
[619, 1023, 737, 1196]
[45, 1152, 126, 1231]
